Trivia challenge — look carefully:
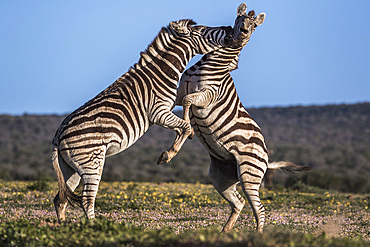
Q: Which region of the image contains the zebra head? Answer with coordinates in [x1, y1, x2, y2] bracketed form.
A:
[230, 3, 266, 48]
[169, 19, 233, 55]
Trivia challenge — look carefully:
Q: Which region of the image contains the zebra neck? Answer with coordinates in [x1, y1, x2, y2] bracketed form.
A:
[201, 47, 242, 70]
[131, 27, 193, 85]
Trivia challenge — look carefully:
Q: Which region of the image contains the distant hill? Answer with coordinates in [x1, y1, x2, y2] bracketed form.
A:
[0, 103, 369, 192]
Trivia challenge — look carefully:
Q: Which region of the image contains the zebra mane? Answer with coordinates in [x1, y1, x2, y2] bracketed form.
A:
[248, 10, 256, 18]
[170, 19, 197, 30]
[132, 27, 167, 70]
[227, 55, 240, 71]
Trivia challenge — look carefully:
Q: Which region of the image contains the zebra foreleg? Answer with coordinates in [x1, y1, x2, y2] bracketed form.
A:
[182, 89, 214, 119]
[209, 157, 245, 232]
[157, 89, 214, 164]
[181, 89, 214, 140]
[155, 111, 194, 164]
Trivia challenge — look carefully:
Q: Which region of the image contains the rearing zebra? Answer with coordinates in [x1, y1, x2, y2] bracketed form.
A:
[162, 4, 310, 232]
[52, 18, 234, 221]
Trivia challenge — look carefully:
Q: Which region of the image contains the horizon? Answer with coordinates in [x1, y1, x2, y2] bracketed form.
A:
[1, 1, 370, 115]
[1, 101, 368, 116]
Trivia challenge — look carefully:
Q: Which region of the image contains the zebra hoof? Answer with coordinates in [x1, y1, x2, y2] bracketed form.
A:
[157, 151, 170, 164]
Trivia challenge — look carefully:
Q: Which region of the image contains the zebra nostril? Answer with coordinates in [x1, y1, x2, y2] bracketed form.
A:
[240, 27, 248, 34]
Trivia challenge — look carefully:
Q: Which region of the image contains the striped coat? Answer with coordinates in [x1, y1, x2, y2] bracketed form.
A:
[52, 19, 233, 221]
[170, 4, 310, 233]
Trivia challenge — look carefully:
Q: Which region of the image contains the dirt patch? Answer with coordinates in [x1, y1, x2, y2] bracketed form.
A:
[320, 217, 341, 238]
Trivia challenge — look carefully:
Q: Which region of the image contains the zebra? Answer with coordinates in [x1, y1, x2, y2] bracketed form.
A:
[160, 3, 310, 233]
[51, 18, 235, 221]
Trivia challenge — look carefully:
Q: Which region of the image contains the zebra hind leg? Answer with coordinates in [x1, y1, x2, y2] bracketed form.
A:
[209, 157, 245, 232]
[236, 155, 266, 232]
[238, 174, 265, 233]
[79, 151, 106, 219]
[81, 176, 101, 219]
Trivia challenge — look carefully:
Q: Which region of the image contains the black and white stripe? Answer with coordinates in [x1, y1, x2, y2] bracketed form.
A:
[52, 19, 233, 221]
[171, 4, 309, 233]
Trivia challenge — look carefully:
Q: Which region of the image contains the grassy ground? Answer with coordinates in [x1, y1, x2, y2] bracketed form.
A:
[0, 180, 369, 246]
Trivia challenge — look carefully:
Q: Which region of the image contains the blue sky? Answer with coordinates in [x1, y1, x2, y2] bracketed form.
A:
[1, 0, 369, 115]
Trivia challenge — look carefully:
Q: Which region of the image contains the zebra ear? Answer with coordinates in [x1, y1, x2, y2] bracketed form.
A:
[170, 19, 195, 35]
[237, 3, 247, 16]
[255, 13, 266, 26]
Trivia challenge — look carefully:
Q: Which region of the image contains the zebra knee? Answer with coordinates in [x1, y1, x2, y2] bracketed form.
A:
[173, 120, 192, 137]
[182, 95, 193, 108]
[230, 190, 245, 213]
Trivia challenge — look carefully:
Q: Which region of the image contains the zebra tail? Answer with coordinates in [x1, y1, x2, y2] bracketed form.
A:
[268, 161, 311, 177]
[52, 148, 82, 208]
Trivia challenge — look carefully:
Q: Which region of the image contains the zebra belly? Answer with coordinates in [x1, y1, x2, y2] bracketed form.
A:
[193, 121, 234, 161]
[196, 131, 234, 160]
[106, 122, 150, 157]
